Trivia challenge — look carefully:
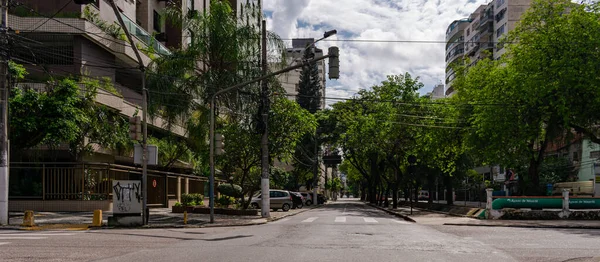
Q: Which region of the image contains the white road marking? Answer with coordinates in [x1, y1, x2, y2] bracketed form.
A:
[0, 242, 9, 246]
[302, 217, 318, 223]
[363, 217, 378, 223]
[273, 218, 291, 223]
[0, 237, 47, 240]
[0, 233, 76, 236]
[335, 217, 346, 223]
[393, 220, 410, 224]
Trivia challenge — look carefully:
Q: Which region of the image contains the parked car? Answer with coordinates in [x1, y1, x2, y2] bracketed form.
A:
[299, 192, 313, 206]
[250, 190, 293, 212]
[418, 190, 429, 201]
[289, 192, 304, 209]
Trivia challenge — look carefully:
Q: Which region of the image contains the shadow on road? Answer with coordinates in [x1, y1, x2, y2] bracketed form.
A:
[203, 235, 253, 241]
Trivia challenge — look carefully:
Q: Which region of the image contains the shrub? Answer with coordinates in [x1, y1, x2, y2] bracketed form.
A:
[217, 184, 242, 198]
[216, 196, 236, 207]
[174, 202, 182, 207]
[182, 193, 204, 207]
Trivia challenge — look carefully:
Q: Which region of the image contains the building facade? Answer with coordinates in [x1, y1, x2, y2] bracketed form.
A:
[445, 0, 532, 97]
[5, 0, 231, 211]
[278, 38, 327, 108]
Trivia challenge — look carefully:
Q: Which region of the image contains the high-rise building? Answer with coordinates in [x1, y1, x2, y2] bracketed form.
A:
[431, 84, 445, 100]
[4, 0, 232, 212]
[445, 0, 532, 97]
[277, 38, 327, 108]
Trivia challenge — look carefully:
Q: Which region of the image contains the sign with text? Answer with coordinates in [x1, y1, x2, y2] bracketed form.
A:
[112, 180, 142, 214]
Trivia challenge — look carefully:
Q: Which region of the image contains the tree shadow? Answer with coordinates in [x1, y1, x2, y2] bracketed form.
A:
[202, 235, 253, 241]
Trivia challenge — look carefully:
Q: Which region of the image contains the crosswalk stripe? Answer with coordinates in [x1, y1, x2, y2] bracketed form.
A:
[302, 217, 318, 223]
[0, 233, 76, 236]
[0, 237, 47, 240]
[393, 220, 410, 224]
[363, 217, 378, 223]
[335, 217, 346, 223]
[0, 242, 9, 246]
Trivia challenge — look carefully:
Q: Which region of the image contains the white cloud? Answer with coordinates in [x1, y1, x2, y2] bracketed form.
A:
[264, 0, 488, 104]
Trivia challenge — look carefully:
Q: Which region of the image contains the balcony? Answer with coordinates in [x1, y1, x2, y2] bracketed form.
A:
[120, 13, 171, 56]
[478, 13, 493, 30]
[466, 42, 480, 56]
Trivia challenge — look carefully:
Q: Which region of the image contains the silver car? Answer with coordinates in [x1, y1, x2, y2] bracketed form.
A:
[250, 190, 293, 212]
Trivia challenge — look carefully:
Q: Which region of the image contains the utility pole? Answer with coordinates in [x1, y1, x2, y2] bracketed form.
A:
[260, 19, 270, 218]
[0, 0, 9, 225]
[107, 0, 148, 225]
[313, 129, 318, 206]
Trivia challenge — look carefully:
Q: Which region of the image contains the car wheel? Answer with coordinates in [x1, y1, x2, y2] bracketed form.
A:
[306, 200, 312, 206]
[297, 202, 303, 209]
[251, 203, 259, 209]
[282, 203, 291, 212]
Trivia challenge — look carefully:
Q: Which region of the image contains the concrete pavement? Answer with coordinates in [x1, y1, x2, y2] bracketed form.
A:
[2, 199, 600, 261]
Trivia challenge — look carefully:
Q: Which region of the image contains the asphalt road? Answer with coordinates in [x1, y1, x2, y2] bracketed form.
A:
[1, 199, 600, 262]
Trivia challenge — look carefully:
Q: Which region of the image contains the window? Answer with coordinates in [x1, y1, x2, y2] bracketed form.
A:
[466, 28, 470, 36]
[496, 23, 506, 37]
[186, 29, 194, 46]
[153, 10, 161, 32]
[496, 0, 506, 8]
[495, 7, 507, 22]
[573, 152, 579, 161]
[591, 151, 600, 159]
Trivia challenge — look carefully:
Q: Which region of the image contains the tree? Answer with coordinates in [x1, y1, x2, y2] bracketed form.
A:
[218, 96, 316, 209]
[453, 0, 600, 194]
[293, 45, 324, 189]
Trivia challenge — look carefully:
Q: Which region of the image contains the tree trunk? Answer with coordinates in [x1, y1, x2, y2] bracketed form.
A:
[383, 185, 390, 208]
[444, 174, 454, 205]
[392, 171, 398, 209]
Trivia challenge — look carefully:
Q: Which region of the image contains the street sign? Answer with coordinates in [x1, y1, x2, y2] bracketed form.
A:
[152, 179, 157, 188]
[134, 144, 158, 165]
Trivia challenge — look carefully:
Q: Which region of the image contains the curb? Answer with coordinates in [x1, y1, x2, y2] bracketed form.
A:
[5, 205, 326, 231]
[443, 223, 600, 230]
[367, 203, 416, 223]
[397, 204, 482, 218]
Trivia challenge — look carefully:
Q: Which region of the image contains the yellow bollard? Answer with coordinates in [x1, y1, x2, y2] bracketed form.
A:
[21, 210, 35, 227]
[92, 210, 103, 227]
[183, 211, 188, 225]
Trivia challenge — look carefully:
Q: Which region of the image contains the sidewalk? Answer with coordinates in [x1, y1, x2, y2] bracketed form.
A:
[370, 203, 600, 229]
[2, 205, 320, 230]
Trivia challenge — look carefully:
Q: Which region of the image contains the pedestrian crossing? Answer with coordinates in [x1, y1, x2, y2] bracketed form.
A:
[275, 216, 411, 225]
[0, 231, 81, 246]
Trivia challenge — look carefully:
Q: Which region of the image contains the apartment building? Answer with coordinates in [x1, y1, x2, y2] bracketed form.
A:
[5, 0, 227, 212]
[278, 38, 327, 108]
[445, 0, 532, 97]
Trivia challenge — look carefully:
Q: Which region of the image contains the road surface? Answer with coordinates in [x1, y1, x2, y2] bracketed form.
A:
[1, 199, 599, 262]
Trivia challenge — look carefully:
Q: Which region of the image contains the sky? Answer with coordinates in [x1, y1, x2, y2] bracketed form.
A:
[262, 0, 489, 104]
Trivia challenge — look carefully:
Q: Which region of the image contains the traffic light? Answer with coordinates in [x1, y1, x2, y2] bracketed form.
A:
[129, 116, 142, 141]
[215, 133, 225, 155]
[328, 46, 339, 80]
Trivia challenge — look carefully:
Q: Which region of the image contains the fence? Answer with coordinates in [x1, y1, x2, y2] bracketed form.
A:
[8, 162, 208, 212]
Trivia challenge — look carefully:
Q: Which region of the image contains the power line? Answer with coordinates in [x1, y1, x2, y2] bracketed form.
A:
[27, 0, 72, 32]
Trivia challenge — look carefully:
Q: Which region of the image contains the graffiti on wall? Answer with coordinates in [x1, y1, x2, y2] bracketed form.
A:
[112, 180, 142, 214]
